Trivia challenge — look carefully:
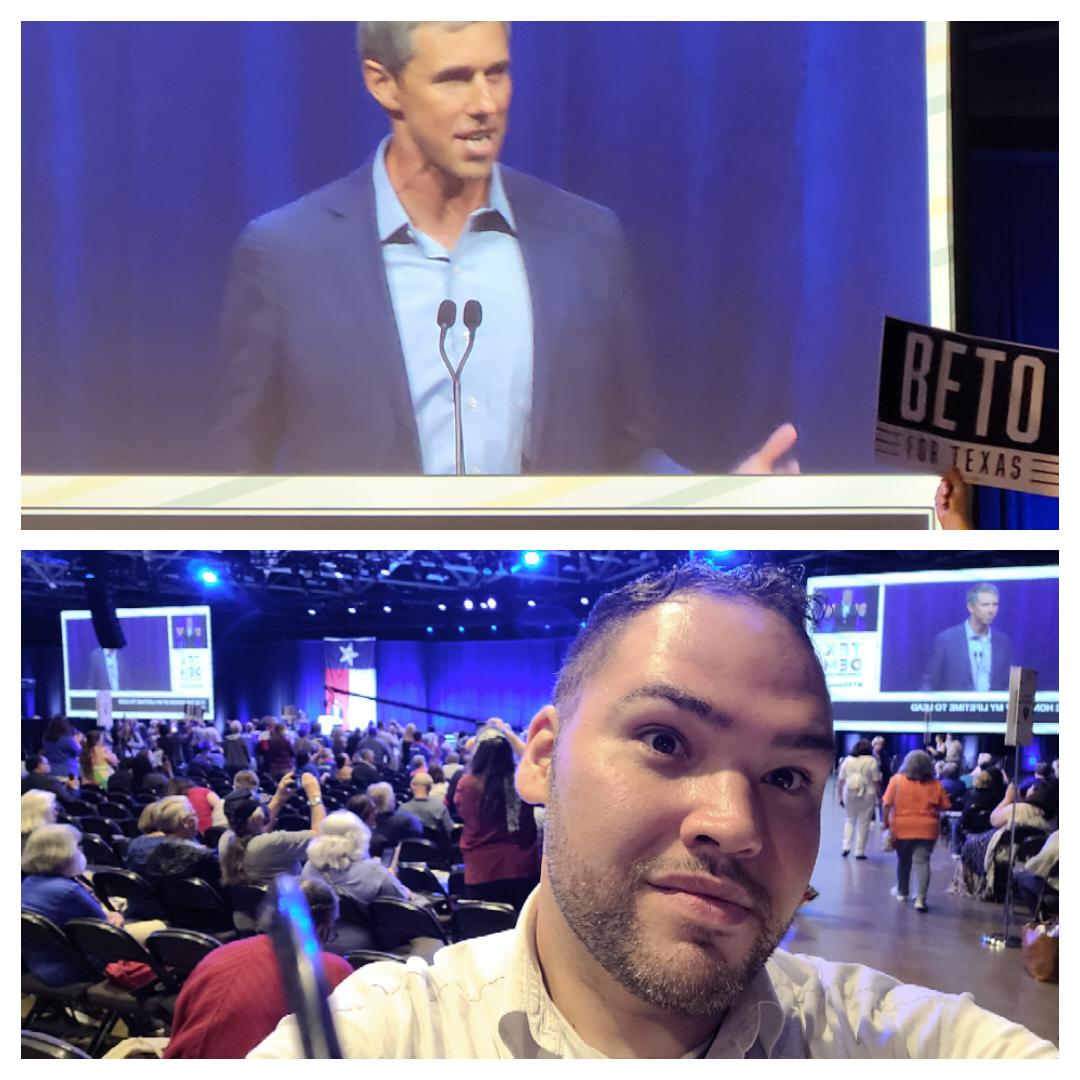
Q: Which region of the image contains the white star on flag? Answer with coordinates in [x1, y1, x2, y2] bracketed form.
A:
[338, 642, 358, 667]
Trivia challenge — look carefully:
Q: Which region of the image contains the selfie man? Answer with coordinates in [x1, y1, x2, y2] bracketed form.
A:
[215, 21, 799, 476]
[250, 563, 1054, 1058]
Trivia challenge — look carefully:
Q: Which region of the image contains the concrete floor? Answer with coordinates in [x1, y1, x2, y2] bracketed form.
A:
[784, 783, 1058, 1046]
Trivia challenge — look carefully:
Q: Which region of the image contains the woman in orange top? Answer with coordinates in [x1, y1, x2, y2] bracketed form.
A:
[882, 749, 951, 912]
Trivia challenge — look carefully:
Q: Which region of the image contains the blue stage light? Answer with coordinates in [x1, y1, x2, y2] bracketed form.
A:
[348, 606, 357, 614]
[458, 625, 465, 633]
[383, 605, 392, 614]
[523, 551, 543, 567]
[490, 624, 497, 632]
[198, 568, 219, 585]
[527, 599, 536, 607]
[307, 608, 316, 616]
[463, 599, 474, 611]
[437, 603, 447, 612]
[426, 626, 434, 634]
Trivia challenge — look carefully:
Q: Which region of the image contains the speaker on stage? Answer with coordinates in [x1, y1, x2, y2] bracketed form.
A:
[84, 553, 126, 650]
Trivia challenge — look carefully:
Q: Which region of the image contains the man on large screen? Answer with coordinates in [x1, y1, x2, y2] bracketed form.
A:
[214, 20, 798, 477]
[919, 583, 1013, 692]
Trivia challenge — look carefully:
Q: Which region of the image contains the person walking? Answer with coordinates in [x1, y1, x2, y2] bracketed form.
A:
[882, 750, 951, 912]
[836, 739, 880, 859]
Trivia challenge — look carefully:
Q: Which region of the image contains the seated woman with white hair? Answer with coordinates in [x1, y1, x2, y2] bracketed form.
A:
[300, 809, 410, 955]
[22, 789, 57, 852]
[22, 824, 167, 985]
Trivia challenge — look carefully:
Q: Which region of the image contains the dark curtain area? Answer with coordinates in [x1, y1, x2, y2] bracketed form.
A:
[965, 152, 1059, 528]
[23, 21, 929, 476]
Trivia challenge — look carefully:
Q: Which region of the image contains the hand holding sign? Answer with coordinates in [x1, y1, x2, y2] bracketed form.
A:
[934, 467, 972, 530]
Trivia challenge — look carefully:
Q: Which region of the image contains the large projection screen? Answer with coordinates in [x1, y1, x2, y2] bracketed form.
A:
[23, 21, 949, 481]
[808, 565, 1058, 734]
[61, 605, 215, 720]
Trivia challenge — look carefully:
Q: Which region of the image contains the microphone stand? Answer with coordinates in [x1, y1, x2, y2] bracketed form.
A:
[437, 307, 481, 476]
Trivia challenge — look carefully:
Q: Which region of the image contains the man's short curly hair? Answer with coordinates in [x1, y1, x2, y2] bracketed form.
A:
[553, 560, 826, 715]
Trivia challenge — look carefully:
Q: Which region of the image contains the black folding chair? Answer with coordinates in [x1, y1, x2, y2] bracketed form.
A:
[63, 918, 172, 1057]
[369, 897, 449, 952]
[79, 834, 122, 868]
[21, 1030, 92, 1058]
[76, 816, 121, 841]
[21, 911, 97, 1030]
[113, 816, 142, 838]
[64, 798, 97, 816]
[344, 949, 404, 969]
[89, 868, 169, 923]
[226, 883, 271, 931]
[157, 877, 236, 938]
[99, 801, 132, 819]
[399, 837, 449, 871]
[77, 789, 106, 806]
[451, 900, 517, 941]
[277, 812, 311, 832]
[202, 825, 227, 849]
[145, 928, 221, 993]
[335, 892, 374, 932]
[397, 863, 451, 919]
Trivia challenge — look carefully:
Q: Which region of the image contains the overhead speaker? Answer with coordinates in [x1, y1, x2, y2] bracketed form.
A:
[84, 553, 126, 650]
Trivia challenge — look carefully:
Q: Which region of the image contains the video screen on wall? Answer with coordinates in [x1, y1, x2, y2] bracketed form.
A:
[23, 21, 939, 477]
[808, 566, 1059, 728]
[61, 606, 215, 719]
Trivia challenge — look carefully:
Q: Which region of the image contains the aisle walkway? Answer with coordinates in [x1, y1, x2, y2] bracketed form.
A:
[786, 785, 1058, 1045]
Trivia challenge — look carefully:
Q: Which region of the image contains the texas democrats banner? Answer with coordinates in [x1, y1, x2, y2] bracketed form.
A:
[323, 637, 376, 730]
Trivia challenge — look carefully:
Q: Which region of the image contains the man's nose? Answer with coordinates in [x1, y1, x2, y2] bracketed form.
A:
[466, 73, 496, 115]
[678, 772, 765, 861]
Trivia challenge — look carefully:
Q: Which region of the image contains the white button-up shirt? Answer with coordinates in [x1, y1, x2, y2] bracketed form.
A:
[249, 889, 1056, 1058]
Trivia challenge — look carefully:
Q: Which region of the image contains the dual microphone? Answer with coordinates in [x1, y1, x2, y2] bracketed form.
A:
[436, 299, 484, 476]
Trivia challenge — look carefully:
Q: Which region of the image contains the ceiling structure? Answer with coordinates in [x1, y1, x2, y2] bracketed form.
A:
[21, 549, 1056, 646]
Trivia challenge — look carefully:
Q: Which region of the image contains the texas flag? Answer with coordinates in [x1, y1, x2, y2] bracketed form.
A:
[323, 638, 377, 730]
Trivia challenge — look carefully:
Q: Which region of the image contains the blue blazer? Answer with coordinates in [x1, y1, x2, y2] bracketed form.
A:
[920, 623, 1013, 692]
[214, 158, 663, 475]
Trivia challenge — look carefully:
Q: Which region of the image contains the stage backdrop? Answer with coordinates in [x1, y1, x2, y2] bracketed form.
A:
[23, 21, 929, 475]
[213, 636, 573, 731]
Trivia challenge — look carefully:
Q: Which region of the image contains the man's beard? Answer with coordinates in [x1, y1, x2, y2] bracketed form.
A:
[544, 778, 795, 1018]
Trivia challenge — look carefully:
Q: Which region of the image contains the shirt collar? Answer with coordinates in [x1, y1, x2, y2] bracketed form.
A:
[371, 133, 516, 245]
[965, 621, 992, 643]
[499, 888, 787, 1058]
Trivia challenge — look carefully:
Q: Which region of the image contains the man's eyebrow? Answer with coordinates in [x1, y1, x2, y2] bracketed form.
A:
[616, 683, 728, 726]
[431, 60, 509, 82]
[432, 65, 477, 82]
[616, 682, 835, 756]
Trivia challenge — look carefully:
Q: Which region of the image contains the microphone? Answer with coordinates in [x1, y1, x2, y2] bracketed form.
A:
[437, 299, 457, 332]
[434, 299, 484, 476]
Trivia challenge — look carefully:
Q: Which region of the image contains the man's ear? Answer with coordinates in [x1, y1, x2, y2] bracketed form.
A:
[516, 704, 559, 805]
[362, 59, 403, 116]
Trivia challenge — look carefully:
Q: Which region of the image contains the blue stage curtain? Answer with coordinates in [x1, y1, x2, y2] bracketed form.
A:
[214, 638, 326, 722]
[966, 151, 1059, 529]
[211, 637, 572, 731]
[23, 21, 929, 476]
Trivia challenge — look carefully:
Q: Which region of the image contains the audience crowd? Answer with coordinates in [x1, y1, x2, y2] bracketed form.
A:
[20, 712, 1058, 1058]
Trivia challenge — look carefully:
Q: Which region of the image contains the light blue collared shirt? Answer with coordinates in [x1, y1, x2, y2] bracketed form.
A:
[965, 622, 992, 691]
[372, 136, 534, 475]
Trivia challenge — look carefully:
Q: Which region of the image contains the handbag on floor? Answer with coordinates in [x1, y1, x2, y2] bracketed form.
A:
[1021, 921, 1058, 983]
